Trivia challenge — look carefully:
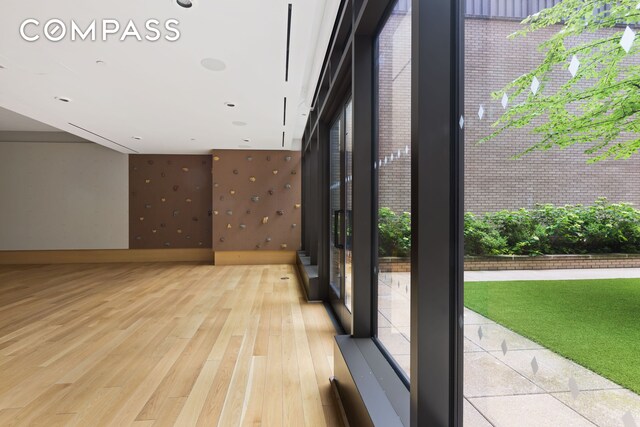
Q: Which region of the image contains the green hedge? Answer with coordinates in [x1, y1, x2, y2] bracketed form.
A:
[378, 207, 412, 257]
[378, 199, 640, 257]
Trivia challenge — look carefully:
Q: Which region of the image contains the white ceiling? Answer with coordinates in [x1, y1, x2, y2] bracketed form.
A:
[0, 106, 60, 131]
[0, 0, 339, 154]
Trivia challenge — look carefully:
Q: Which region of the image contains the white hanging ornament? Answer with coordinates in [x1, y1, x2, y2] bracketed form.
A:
[501, 93, 509, 109]
[531, 76, 540, 95]
[478, 105, 485, 120]
[568, 55, 580, 77]
[620, 26, 635, 53]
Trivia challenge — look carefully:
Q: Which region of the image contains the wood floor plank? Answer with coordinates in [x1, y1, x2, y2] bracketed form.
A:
[240, 355, 268, 427]
[282, 300, 306, 426]
[105, 337, 191, 427]
[263, 333, 284, 427]
[217, 293, 264, 426]
[195, 335, 243, 426]
[0, 263, 340, 426]
[173, 359, 222, 426]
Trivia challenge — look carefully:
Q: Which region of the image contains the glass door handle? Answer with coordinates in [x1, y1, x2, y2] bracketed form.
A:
[345, 209, 353, 250]
[333, 209, 344, 249]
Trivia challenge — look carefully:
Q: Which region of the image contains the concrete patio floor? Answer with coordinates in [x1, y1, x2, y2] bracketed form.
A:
[465, 267, 640, 282]
[377, 270, 640, 427]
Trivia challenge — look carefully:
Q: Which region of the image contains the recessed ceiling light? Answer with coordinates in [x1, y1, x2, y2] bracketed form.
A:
[233, 121, 247, 126]
[132, 136, 142, 140]
[243, 138, 251, 143]
[54, 96, 71, 103]
[201, 58, 226, 72]
[224, 102, 236, 108]
[177, 0, 193, 8]
[96, 60, 106, 66]
[0, 65, 6, 70]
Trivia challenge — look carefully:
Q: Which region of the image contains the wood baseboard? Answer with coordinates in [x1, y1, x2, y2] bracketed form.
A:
[0, 249, 213, 265]
[213, 250, 297, 266]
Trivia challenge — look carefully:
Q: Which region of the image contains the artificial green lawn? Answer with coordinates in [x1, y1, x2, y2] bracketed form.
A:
[464, 278, 640, 394]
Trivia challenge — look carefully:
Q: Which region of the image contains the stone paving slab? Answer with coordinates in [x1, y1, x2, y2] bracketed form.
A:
[489, 349, 621, 393]
[464, 352, 545, 398]
[465, 399, 492, 427]
[465, 322, 544, 353]
[469, 394, 597, 427]
[553, 389, 640, 427]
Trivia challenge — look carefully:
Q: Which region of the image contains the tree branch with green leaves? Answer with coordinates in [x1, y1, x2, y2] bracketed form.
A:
[481, 0, 640, 162]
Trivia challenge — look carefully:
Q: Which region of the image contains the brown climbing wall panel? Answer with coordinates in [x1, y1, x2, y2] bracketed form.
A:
[212, 150, 301, 252]
[129, 155, 212, 249]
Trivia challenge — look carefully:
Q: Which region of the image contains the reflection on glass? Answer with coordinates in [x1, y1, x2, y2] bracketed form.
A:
[374, 0, 412, 379]
[463, 0, 640, 424]
[329, 116, 342, 298]
[345, 99, 353, 313]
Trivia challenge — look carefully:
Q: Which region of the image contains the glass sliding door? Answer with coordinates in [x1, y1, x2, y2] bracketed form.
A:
[464, 0, 640, 424]
[374, 0, 412, 380]
[329, 115, 343, 300]
[329, 98, 354, 332]
[344, 99, 353, 313]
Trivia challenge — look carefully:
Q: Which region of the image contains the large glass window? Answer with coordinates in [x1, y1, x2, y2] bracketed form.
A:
[344, 99, 353, 312]
[329, 115, 342, 299]
[329, 98, 354, 330]
[374, 0, 412, 379]
[463, 1, 640, 425]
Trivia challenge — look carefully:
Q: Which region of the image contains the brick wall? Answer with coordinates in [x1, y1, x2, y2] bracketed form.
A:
[379, 254, 640, 272]
[464, 18, 640, 214]
[465, 254, 640, 270]
[376, 15, 640, 215]
[377, 10, 412, 215]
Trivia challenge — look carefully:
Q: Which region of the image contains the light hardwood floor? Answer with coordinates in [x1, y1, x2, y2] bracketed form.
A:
[0, 263, 340, 426]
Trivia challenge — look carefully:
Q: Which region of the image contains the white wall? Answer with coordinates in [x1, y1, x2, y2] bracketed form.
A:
[0, 142, 129, 250]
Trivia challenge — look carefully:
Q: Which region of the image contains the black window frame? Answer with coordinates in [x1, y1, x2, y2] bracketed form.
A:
[299, 0, 464, 424]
